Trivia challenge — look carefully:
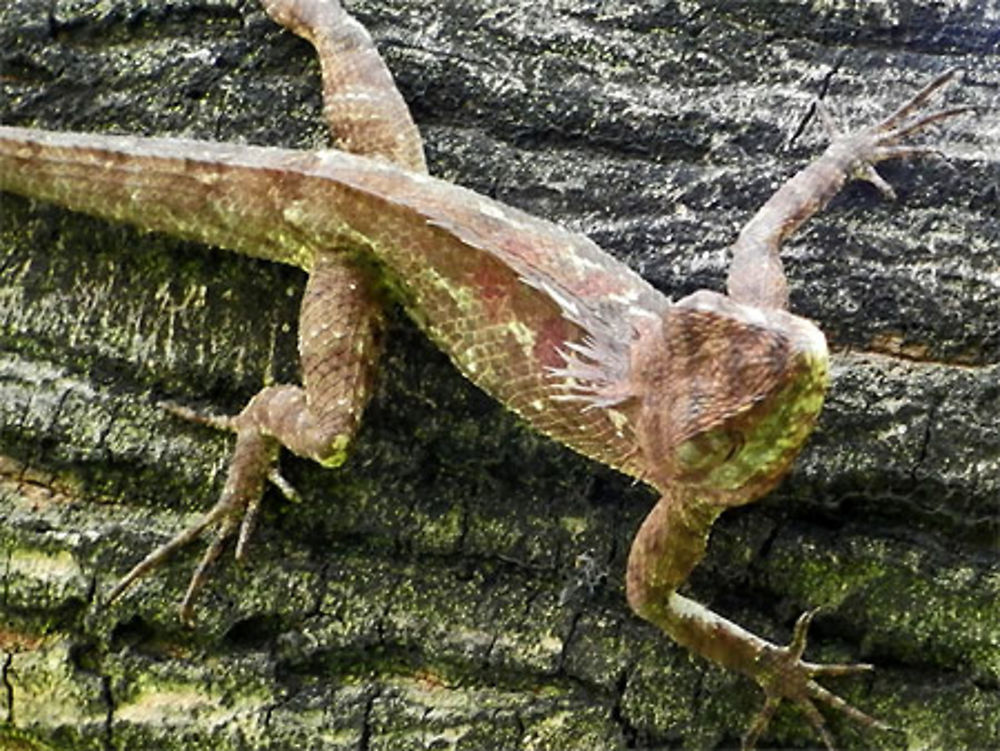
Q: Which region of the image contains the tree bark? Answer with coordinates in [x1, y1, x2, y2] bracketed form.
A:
[1, 0, 997, 749]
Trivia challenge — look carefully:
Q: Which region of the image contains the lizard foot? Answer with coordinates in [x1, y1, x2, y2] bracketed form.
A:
[835, 68, 974, 200]
[742, 609, 890, 751]
[105, 403, 299, 624]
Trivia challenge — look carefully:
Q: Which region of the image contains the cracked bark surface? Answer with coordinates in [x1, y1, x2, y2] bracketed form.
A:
[1, 0, 998, 749]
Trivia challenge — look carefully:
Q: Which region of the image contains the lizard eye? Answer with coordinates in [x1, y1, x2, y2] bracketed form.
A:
[674, 429, 743, 481]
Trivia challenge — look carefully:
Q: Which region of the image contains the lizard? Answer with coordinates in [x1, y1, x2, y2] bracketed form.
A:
[0, 0, 973, 747]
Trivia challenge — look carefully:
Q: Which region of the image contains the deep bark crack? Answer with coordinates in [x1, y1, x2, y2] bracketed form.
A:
[609, 662, 638, 747]
[101, 672, 114, 751]
[1, 652, 12, 724]
[358, 684, 381, 751]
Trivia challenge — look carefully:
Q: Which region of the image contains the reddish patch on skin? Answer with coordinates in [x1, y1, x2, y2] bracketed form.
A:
[495, 232, 547, 267]
[533, 315, 573, 369]
[467, 258, 514, 321]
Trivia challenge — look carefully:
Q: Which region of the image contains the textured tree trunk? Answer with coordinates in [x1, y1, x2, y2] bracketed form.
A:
[1, 1, 997, 749]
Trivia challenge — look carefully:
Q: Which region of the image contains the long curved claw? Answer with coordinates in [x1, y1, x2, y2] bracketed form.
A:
[179, 514, 240, 625]
[881, 106, 976, 143]
[838, 70, 973, 204]
[797, 694, 835, 750]
[104, 405, 290, 622]
[788, 607, 818, 657]
[806, 677, 890, 731]
[876, 68, 964, 132]
[104, 496, 238, 607]
[159, 400, 236, 432]
[868, 68, 974, 155]
[742, 696, 779, 751]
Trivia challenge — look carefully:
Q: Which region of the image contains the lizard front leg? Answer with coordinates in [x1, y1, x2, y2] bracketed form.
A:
[107, 0, 424, 618]
[726, 68, 971, 311]
[628, 72, 971, 748]
[627, 494, 885, 750]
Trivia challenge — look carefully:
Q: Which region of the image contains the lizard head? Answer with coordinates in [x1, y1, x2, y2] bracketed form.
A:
[632, 291, 829, 505]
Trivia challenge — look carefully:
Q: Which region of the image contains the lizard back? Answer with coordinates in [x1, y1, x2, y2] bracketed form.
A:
[0, 128, 668, 479]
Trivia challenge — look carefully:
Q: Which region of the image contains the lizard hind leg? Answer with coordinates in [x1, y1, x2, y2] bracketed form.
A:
[261, 0, 427, 172]
[106, 254, 384, 620]
[105, 0, 417, 620]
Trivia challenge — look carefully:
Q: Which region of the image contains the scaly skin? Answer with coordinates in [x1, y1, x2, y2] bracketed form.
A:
[0, 0, 972, 746]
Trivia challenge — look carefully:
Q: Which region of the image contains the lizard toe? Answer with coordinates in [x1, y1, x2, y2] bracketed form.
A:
[740, 609, 887, 750]
[105, 421, 280, 621]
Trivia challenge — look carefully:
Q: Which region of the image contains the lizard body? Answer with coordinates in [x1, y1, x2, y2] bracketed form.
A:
[0, 125, 830, 509]
[0, 129, 660, 476]
[0, 0, 972, 747]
